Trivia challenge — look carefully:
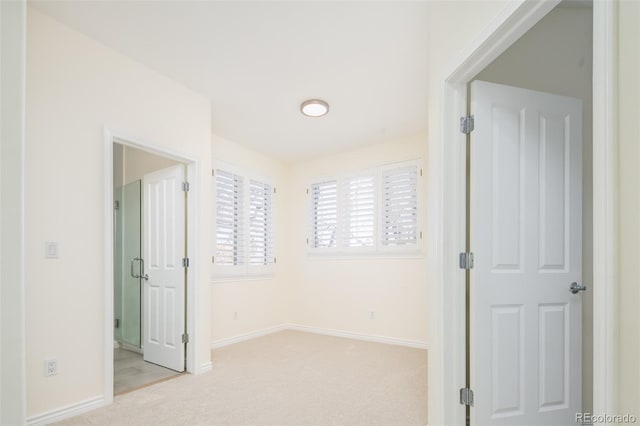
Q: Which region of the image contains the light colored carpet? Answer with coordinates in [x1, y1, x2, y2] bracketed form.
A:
[57, 330, 428, 426]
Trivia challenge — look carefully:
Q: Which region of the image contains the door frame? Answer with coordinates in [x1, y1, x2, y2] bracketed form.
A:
[434, 1, 617, 424]
[103, 128, 201, 404]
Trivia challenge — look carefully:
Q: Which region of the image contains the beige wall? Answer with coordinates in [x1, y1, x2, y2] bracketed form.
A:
[475, 5, 594, 411]
[1, 0, 27, 424]
[617, 0, 640, 417]
[287, 134, 429, 342]
[210, 135, 290, 344]
[25, 8, 212, 418]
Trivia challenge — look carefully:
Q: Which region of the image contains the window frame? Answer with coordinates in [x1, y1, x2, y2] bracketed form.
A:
[213, 160, 275, 278]
[307, 159, 423, 257]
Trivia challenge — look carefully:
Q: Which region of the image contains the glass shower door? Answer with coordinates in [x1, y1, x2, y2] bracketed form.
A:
[114, 180, 142, 348]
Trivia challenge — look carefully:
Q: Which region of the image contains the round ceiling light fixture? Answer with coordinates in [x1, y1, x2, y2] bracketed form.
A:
[300, 99, 329, 117]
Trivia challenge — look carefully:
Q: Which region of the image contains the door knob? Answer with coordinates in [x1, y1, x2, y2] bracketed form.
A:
[569, 282, 587, 294]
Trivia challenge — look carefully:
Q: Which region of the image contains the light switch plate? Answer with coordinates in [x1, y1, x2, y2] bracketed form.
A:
[45, 242, 59, 259]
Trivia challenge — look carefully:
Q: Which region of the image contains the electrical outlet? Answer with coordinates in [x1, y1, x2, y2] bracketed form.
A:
[44, 358, 58, 377]
[370, 311, 375, 320]
[233, 311, 238, 320]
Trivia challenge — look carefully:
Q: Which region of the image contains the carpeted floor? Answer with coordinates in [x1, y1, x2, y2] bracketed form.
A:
[57, 330, 428, 425]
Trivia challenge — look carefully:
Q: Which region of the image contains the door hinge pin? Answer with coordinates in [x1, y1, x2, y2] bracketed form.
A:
[460, 388, 474, 406]
[459, 252, 474, 270]
[114, 200, 120, 210]
[460, 115, 475, 134]
[182, 258, 190, 268]
[182, 333, 189, 344]
[182, 181, 190, 192]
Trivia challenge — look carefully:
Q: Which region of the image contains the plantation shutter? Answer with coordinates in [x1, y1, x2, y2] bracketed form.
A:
[381, 164, 418, 246]
[311, 180, 338, 249]
[214, 169, 244, 265]
[248, 180, 274, 266]
[342, 174, 375, 247]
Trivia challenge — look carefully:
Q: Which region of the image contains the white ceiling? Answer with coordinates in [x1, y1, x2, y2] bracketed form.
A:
[30, 1, 430, 162]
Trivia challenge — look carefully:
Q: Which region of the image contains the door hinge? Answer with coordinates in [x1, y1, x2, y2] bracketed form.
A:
[460, 115, 475, 134]
[459, 252, 474, 270]
[114, 200, 120, 210]
[182, 333, 189, 344]
[182, 181, 190, 192]
[114, 318, 120, 328]
[460, 387, 474, 406]
[182, 258, 190, 268]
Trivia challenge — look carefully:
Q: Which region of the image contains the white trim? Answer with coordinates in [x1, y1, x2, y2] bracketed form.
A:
[591, 0, 618, 417]
[26, 396, 105, 426]
[211, 325, 287, 349]
[438, 0, 616, 424]
[286, 324, 428, 350]
[198, 362, 213, 374]
[103, 128, 202, 407]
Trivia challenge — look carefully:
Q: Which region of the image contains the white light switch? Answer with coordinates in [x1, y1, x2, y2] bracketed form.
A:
[45, 242, 59, 259]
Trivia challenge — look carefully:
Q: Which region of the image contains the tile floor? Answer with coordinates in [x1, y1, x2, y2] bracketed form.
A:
[114, 348, 181, 395]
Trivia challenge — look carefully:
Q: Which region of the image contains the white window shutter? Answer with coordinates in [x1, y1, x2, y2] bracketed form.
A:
[214, 170, 244, 265]
[381, 164, 418, 246]
[311, 180, 338, 249]
[342, 173, 375, 248]
[248, 180, 274, 266]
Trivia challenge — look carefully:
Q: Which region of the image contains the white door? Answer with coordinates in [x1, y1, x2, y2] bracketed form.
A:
[470, 80, 582, 425]
[142, 165, 186, 372]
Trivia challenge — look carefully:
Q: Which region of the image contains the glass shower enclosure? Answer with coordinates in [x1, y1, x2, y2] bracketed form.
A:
[114, 180, 142, 348]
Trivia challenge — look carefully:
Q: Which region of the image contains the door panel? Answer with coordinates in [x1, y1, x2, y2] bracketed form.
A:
[470, 80, 582, 425]
[142, 165, 186, 372]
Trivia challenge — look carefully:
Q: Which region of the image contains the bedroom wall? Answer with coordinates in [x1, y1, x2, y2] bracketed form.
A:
[617, 0, 640, 417]
[25, 7, 212, 418]
[210, 135, 291, 345]
[1, 0, 27, 424]
[287, 134, 428, 344]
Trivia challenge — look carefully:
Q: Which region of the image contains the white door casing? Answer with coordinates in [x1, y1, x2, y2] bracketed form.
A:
[470, 81, 582, 425]
[142, 165, 186, 372]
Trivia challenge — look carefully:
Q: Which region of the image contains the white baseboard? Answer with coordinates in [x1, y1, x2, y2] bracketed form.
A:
[198, 361, 213, 374]
[286, 324, 429, 350]
[26, 396, 105, 426]
[211, 323, 428, 351]
[211, 324, 287, 349]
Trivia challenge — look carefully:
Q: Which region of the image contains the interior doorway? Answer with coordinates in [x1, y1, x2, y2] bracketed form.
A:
[112, 143, 187, 394]
[459, 3, 593, 425]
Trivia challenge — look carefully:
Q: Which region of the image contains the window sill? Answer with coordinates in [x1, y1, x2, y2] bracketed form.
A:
[306, 250, 424, 261]
[211, 273, 275, 284]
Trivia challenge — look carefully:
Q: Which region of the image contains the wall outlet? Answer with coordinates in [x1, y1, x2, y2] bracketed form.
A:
[44, 358, 58, 377]
[370, 311, 376, 320]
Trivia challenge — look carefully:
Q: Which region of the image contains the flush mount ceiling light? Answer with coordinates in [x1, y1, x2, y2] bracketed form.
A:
[300, 99, 329, 117]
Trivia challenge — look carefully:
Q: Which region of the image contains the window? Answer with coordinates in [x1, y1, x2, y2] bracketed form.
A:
[214, 170, 244, 266]
[214, 164, 275, 276]
[248, 180, 274, 266]
[342, 173, 375, 248]
[308, 160, 421, 255]
[381, 164, 418, 246]
[311, 180, 338, 249]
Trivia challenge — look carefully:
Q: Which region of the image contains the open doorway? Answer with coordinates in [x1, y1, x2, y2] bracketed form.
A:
[447, 2, 594, 424]
[112, 142, 188, 395]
